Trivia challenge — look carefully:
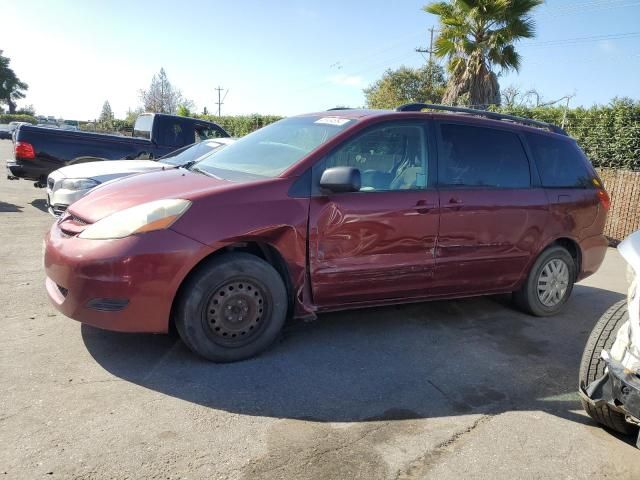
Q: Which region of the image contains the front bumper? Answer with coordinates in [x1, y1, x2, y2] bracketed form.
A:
[46, 187, 91, 217]
[44, 222, 212, 333]
[580, 352, 640, 427]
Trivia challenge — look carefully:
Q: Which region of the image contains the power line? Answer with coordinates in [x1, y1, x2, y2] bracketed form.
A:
[520, 31, 640, 48]
[538, 0, 640, 15]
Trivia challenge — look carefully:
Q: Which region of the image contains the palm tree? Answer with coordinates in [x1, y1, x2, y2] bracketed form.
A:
[424, 0, 541, 108]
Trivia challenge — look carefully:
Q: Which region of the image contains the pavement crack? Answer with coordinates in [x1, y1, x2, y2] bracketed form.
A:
[63, 378, 123, 388]
[395, 414, 493, 480]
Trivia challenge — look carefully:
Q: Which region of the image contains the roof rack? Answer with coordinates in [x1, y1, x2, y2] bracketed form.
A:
[326, 107, 352, 111]
[395, 103, 567, 136]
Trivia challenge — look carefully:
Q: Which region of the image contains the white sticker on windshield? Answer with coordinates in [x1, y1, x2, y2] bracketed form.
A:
[314, 117, 352, 126]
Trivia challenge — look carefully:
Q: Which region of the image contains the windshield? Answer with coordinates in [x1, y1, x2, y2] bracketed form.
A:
[194, 116, 355, 178]
[159, 141, 224, 166]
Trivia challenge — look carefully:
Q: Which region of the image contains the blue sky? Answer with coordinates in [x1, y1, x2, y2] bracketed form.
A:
[1, 0, 639, 120]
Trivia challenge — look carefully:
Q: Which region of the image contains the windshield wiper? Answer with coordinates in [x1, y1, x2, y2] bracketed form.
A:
[190, 166, 222, 179]
[179, 160, 197, 170]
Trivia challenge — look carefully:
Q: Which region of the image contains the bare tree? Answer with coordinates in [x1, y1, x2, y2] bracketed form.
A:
[139, 68, 193, 114]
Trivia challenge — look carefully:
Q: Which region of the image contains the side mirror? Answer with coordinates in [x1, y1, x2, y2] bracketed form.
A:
[319, 167, 361, 193]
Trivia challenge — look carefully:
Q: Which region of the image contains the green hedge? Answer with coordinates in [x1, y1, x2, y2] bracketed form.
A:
[197, 114, 282, 137]
[0, 114, 37, 125]
[493, 98, 640, 171]
[33, 103, 638, 170]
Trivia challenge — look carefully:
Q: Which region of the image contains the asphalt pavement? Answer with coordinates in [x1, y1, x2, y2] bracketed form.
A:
[1, 139, 639, 479]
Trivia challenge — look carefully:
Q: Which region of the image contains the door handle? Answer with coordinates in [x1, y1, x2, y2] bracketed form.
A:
[443, 197, 464, 210]
[413, 200, 436, 214]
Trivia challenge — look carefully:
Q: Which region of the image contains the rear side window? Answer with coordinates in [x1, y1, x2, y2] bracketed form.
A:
[438, 123, 530, 188]
[525, 133, 592, 188]
[133, 114, 153, 139]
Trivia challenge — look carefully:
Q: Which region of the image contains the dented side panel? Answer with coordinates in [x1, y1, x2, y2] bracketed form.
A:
[308, 190, 440, 306]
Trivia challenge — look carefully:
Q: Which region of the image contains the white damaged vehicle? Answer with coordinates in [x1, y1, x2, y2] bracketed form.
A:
[46, 137, 235, 216]
[580, 229, 640, 444]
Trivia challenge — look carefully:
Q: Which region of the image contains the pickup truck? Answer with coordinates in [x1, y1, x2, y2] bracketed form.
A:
[6, 113, 229, 186]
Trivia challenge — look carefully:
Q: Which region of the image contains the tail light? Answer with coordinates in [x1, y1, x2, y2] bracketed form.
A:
[15, 141, 35, 160]
[592, 177, 610, 210]
[597, 189, 611, 211]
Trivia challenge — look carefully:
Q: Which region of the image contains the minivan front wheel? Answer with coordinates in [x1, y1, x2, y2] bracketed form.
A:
[514, 246, 576, 316]
[175, 252, 288, 362]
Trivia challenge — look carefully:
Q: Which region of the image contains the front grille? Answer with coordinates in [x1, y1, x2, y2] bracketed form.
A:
[52, 204, 68, 217]
[57, 213, 91, 236]
[86, 298, 129, 312]
[70, 214, 88, 225]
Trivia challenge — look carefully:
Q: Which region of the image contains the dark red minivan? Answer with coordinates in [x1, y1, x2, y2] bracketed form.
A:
[44, 105, 610, 362]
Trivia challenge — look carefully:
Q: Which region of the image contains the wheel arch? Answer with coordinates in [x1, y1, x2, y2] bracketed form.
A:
[169, 241, 295, 333]
[516, 236, 583, 290]
[548, 236, 582, 280]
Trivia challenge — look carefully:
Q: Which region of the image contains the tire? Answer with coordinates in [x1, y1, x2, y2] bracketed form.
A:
[579, 300, 636, 435]
[513, 246, 575, 317]
[175, 252, 288, 362]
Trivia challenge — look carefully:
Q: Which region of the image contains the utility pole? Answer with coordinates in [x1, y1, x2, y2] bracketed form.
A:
[416, 26, 436, 63]
[561, 95, 574, 129]
[215, 86, 229, 117]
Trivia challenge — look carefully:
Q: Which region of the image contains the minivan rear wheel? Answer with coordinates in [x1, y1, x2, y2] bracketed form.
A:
[175, 252, 288, 362]
[514, 246, 575, 316]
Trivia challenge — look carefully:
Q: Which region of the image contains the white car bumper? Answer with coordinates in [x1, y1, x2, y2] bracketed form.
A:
[46, 172, 94, 217]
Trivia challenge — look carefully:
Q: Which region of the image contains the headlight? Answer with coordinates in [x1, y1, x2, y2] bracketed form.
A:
[60, 178, 100, 191]
[78, 199, 191, 240]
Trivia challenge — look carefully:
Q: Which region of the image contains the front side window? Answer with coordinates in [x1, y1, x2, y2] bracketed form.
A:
[438, 123, 531, 188]
[323, 123, 427, 191]
[195, 116, 355, 178]
[525, 133, 592, 188]
[195, 125, 226, 141]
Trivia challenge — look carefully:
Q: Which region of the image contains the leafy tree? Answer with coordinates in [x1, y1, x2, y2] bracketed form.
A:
[16, 104, 35, 115]
[125, 107, 144, 124]
[176, 104, 192, 117]
[0, 50, 28, 114]
[99, 100, 114, 123]
[424, 0, 542, 108]
[139, 68, 193, 114]
[364, 62, 446, 109]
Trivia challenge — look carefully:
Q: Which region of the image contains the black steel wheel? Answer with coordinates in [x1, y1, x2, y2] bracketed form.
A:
[204, 279, 269, 347]
[175, 252, 288, 362]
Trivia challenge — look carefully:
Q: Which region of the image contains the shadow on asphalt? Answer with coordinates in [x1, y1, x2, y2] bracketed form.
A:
[29, 198, 48, 213]
[82, 284, 627, 429]
[0, 201, 23, 212]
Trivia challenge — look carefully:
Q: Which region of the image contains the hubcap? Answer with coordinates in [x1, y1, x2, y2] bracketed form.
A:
[205, 280, 266, 343]
[537, 258, 570, 307]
